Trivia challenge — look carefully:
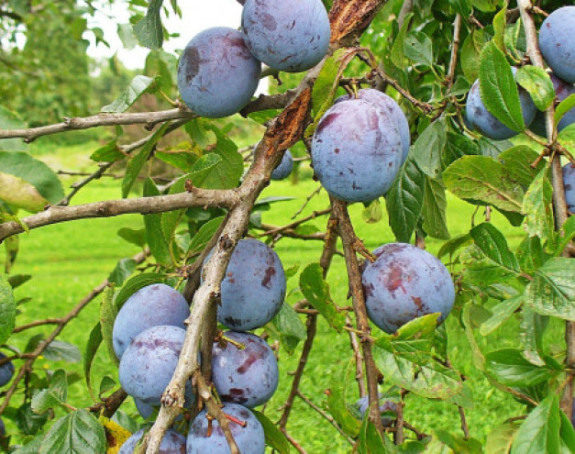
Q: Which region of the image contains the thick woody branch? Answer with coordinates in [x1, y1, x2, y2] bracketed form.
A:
[0, 188, 238, 243]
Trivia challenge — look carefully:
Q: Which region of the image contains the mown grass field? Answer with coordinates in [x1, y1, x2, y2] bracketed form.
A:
[1, 141, 532, 452]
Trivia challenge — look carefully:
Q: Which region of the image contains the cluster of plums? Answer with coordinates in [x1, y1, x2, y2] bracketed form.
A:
[0, 352, 14, 438]
[177, 0, 330, 118]
[116, 238, 286, 453]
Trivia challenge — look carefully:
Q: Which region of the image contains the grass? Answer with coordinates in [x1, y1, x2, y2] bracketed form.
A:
[1, 141, 530, 451]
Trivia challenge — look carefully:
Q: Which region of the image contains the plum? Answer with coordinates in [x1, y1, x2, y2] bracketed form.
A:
[271, 149, 293, 180]
[119, 428, 185, 454]
[311, 98, 403, 203]
[466, 75, 536, 140]
[119, 325, 189, 406]
[362, 243, 455, 334]
[336, 89, 411, 163]
[0, 353, 14, 387]
[177, 27, 261, 118]
[241, 0, 330, 72]
[539, 6, 575, 84]
[355, 394, 398, 427]
[563, 163, 575, 213]
[212, 332, 278, 408]
[186, 403, 265, 454]
[531, 73, 575, 136]
[113, 283, 190, 359]
[210, 238, 286, 331]
[0, 417, 4, 437]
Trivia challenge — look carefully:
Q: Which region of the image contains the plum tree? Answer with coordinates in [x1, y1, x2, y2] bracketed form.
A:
[311, 97, 403, 202]
[186, 403, 265, 454]
[0, 353, 14, 387]
[539, 6, 575, 84]
[112, 283, 190, 359]
[563, 163, 575, 213]
[271, 149, 293, 181]
[119, 428, 186, 454]
[362, 243, 455, 334]
[355, 394, 398, 427]
[118, 325, 187, 405]
[177, 27, 261, 118]
[210, 238, 286, 331]
[241, 0, 330, 72]
[466, 76, 536, 140]
[211, 331, 278, 408]
[531, 73, 575, 136]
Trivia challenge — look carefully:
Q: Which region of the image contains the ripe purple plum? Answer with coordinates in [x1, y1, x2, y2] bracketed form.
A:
[0, 353, 14, 387]
[212, 332, 278, 408]
[539, 6, 575, 84]
[466, 75, 536, 140]
[211, 238, 286, 331]
[177, 27, 261, 118]
[563, 163, 575, 213]
[0, 417, 4, 437]
[113, 283, 190, 359]
[271, 149, 293, 180]
[355, 394, 398, 427]
[336, 89, 410, 163]
[119, 428, 185, 454]
[362, 243, 455, 334]
[119, 325, 188, 406]
[311, 98, 403, 203]
[531, 73, 575, 136]
[186, 403, 265, 454]
[241, 0, 330, 72]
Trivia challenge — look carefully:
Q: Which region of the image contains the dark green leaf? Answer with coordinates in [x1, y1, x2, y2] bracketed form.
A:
[89, 141, 124, 163]
[16, 403, 49, 436]
[101, 75, 155, 113]
[133, 0, 164, 49]
[39, 409, 106, 454]
[520, 307, 547, 367]
[470, 222, 520, 274]
[497, 146, 546, 189]
[32, 370, 68, 414]
[143, 179, 172, 266]
[461, 29, 487, 83]
[559, 410, 575, 453]
[522, 168, 553, 244]
[108, 258, 137, 287]
[526, 258, 575, 320]
[117, 227, 146, 247]
[7, 274, 31, 289]
[511, 394, 561, 454]
[84, 322, 102, 397]
[42, 340, 81, 363]
[271, 303, 307, 354]
[480, 296, 523, 336]
[516, 66, 555, 111]
[422, 177, 449, 240]
[391, 13, 413, 68]
[311, 48, 347, 121]
[555, 94, 575, 128]
[188, 216, 225, 255]
[411, 119, 446, 178]
[404, 31, 433, 67]
[252, 409, 290, 454]
[114, 273, 166, 310]
[0, 274, 16, 344]
[472, 0, 503, 12]
[485, 349, 558, 387]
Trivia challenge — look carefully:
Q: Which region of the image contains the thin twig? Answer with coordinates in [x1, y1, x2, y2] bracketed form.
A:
[446, 14, 462, 89]
[291, 186, 323, 220]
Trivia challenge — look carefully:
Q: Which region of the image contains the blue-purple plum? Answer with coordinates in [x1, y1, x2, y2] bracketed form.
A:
[362, 243, 455, 334]
[532, 73, 575, 136]
[212, 332, 278, 408]
[113, 284, 190, 359]
[212, 238, 286, 331]
[311, 98, 403, 203]
[0, 353, 14, 387]
[119, 325, 188, 406]
[119, 428, 185, 454]
[134, 397, 155, 420]
[177, 27, 261, 118]
[539, 7, 575, 84]
[355, 395, 398, 427]
[241, 0, 330, 72]
[466, 75, 536, 140]
[336, 89, 410, 163]
[186, 403, 265, 454]
[563, 164, 575, 213]
[0, 417, 4, 437]
[271, 149, 293, 180]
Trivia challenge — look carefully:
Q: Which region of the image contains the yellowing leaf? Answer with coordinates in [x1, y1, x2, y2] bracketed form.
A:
[0, 172, 48, 212]
[100, 416, 131, 454]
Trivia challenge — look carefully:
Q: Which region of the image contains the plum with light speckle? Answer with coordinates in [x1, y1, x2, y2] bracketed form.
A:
[271, 149, 293, 180]
[113, 283, 190, 359]
[210, 238, 286, 331]
[311, 97, 403, 203]
[355, 394, 398, 427]
[362, 243, 455, 334]
[531, 73, 575, 136]
[563, 163, 575, 213]
[539, 6, 575, 84]
[0, 353, 14, 387]
[465, 75, 536, 140]
[186, 403, 265, 454]
[177, 27, 261, 118]
[119, 325, 189, 406]
[212, 332, 278, 408]
[119, 428, 186, 454]
[241, 0, 330, 72]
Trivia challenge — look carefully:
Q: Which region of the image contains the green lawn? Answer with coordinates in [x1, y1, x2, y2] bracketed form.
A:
[1, 142, 529, 451]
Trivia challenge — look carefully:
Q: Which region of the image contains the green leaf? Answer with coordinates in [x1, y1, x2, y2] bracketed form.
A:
[553, 215, 575, 257]
[511, 394, 561, 454]
[486, 422, 519, 454]
[39, 409, 106, 454]
[299, 263, 345, 333]
[480, 296, 523, 336]
[516, 236, 544, 274]
[145, 50, 176, 93]
[471, 223, 520, 274]
[271, 302, 307, 354]
[497, 146, 546, 189]
[252, 409, 290, 454]
[311, 48, 347, 120]
[100, 287, 118, 365]
[516, 66, 555, 111]
[117, 23, 137, 49]
[520, 307, 546, 367]
[362, 199, 382, 224]
[143, 179, 172, 266]
[188, 216, 225, 256]
[327, 383, 361, 437]
[12, 435, 44, 454]
[438, 233, 473, 260]
[42, 340, 81, 363]
[559, 410, 575, 453]
[493, 6, 507, 51]
[472, 0, 503, 12]
[32, 370, 68, 414]
[0, 151, 64, 205]
[485, 349, 558, 387]
[479, 41, 525, 132]
[108, 258, 137, 287]
[122, 122, 170, 197]
[84, 322, 102, 397]
[391, 13, 413, 68]
[358, 417, 389, 454]
[0, 274, 16, 345]
[433, 430, 483, 453]
[0, 172, 48, 212]
[422, 177, 449, 240]
[526, 258, 575, 320]
[461, 29, 487, 83]
[555, 94, 575, 128]
[385, 156, 425, 243]
[411, 119, 446, 178]
[522, 167, 554, 245]
[117, 227, 146, 247]
[404, 31, 433, 67]
[133, 0, 164, 50]
[0, 106, 27, 152]
[89, 141, 124, 163]
[101, 75, 155, 113]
